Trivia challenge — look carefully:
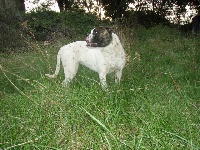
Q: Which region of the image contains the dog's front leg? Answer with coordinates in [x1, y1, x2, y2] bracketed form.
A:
[62, 78, 70, 87]
[99, 73, 108, 90]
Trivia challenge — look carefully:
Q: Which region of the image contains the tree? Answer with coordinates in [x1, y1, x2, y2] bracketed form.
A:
[0, 0, 26, 52]
[17, 0, 26, 11]
[0, 0, 25, 12]
[130, 0, 199, 24]
[41, 0, 199, 24]
[101, 0, 129, 20]
[56, 0, 73, 11]
[192, 0, 200, 12]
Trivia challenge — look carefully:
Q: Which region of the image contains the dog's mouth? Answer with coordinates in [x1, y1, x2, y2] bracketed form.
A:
[86, 41, 98, 47]
[86, 35, 98, 47]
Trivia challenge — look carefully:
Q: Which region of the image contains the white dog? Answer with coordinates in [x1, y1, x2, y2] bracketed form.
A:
[45, 27, 126, 89]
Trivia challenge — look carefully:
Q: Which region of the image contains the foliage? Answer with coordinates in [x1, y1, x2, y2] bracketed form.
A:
[103, 0, 199, 20]
[121, 10, 171, 28]
[24, 10, 109, 41]
[51, 0, 199, 24]
[101, 0, 130, 20]
[0, 10, 110, 52]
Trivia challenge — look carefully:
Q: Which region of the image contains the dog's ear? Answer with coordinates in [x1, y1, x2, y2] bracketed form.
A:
[99, 26, 112, 34]
[105, 27, 112, 34]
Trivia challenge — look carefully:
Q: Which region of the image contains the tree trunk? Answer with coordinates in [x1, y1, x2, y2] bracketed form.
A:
[0, 0, 25, 52]
[0, 0, 25, 12]
[56, 0, 73, 12]
[57, 0, 64, 12]
[16, 0, 25, 12]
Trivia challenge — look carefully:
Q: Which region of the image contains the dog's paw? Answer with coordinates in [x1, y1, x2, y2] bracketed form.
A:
[45, 74, 56, 78]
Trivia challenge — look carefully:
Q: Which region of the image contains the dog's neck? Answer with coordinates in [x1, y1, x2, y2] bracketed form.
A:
[86, 42, 98, 47]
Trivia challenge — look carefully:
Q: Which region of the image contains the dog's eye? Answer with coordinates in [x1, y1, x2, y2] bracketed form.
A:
[93, 31, 98, 36]
[93, 29, 98, 34]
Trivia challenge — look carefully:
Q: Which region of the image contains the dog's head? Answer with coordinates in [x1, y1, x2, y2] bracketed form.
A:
[86, 27, 112, 47]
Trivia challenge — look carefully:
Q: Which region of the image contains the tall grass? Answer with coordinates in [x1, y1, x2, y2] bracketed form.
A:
[0, 25, 199, 149]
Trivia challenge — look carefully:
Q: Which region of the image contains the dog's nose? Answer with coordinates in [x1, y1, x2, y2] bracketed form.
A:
[86, 36, 89, 42]
[86, 34, 89, 39]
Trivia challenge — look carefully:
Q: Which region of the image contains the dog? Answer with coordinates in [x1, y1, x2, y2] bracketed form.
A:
[45, 27, 126, 89]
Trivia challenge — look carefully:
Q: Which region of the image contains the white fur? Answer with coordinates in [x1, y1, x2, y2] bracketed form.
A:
[45, 33, 126, 89]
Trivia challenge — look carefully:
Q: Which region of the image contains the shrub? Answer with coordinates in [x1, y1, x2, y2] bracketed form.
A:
[0, 10, 110, 52]
[121, 10, 171, 28]
[24, 10, 110, 41]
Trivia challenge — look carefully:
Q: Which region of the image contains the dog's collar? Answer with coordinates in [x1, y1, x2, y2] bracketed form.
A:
[86, 42, 98, 47]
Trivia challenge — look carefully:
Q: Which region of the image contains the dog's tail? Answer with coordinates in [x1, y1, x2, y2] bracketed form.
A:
[45, 53, 61, 78]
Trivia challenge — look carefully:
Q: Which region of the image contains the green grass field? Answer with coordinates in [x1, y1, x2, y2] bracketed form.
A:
[0, 25, 199, 149]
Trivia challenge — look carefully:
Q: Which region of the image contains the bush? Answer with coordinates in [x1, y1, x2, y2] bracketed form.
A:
[24, 10, 110, 41]
[0, 10, 110, 52]
[121, 10, 171, 28]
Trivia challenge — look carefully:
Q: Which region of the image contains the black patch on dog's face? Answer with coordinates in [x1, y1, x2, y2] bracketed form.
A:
[90, 27, 112, 47]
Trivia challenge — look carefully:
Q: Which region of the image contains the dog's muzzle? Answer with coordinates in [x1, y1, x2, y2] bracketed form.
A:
[86, 35, 98, 47]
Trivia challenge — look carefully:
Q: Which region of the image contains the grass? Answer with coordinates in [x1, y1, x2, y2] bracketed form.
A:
[0, 25, 199, 149]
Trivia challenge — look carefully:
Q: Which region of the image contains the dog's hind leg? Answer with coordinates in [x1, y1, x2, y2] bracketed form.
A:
[62, 61, 79, 86]
[45, 53, 61, 78]
[115, 70, 122, 84]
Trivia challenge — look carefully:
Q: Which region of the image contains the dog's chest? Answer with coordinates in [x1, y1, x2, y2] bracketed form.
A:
[103, 50, 125, 70]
